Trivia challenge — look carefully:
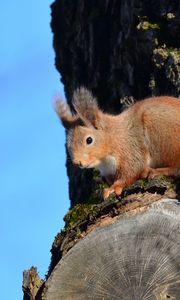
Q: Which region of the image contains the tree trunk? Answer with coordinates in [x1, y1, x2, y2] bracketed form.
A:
[23, 1, 180, 299]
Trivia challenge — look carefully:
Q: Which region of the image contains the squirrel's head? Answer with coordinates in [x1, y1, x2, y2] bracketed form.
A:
[55, 87, 109, 168]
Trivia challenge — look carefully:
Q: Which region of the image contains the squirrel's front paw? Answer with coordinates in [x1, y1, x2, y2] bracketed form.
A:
[103, 185, 122, 200]
[103, 187, 114, 200]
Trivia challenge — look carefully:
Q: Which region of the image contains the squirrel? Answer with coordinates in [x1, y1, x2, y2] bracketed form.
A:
[55, 87, 180, 200]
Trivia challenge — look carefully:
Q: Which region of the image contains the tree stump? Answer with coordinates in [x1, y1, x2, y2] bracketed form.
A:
[44, 199, 180, 300]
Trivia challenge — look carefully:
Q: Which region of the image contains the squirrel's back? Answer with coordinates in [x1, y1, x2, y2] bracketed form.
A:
[127, 96, 180, 168]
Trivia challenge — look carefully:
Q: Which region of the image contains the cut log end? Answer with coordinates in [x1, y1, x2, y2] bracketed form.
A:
[44, 199, 180, 300]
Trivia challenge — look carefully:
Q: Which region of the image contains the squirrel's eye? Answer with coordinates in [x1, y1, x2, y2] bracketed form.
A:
[86, 136, 93, 145]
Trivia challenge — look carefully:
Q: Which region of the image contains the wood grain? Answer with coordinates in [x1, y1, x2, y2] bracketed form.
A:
[45, 199, 180, 300]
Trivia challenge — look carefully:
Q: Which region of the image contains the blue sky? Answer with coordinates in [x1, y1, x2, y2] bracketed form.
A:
[0, 2, 69, 299]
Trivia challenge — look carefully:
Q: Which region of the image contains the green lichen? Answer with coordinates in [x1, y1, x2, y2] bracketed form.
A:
[64, 169, 110, 229]
[153, 47, 169, 67]
[137, 21, 160, 31]
[166, 13, 175, 20]
[149, 78, 156, 89]
[64, 203, 100, 229]
[138, 178, 148, 189]
[159, 176, 176, 190]
[153, 47, 180, 65]
[153, 46, 180, 92]
[147, 176, 176, 193]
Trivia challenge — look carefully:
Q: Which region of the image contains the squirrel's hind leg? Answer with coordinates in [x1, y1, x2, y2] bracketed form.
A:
[148, 166, 180, 179]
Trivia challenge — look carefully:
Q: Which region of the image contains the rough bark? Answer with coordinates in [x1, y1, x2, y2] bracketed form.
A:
[22, 267, 44, 300]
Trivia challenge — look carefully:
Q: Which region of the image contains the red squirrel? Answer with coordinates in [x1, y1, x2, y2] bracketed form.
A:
[55, 87, 180, 200]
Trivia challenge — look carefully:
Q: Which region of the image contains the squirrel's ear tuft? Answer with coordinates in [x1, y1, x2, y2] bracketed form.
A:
[72, 87, 101, 129]
[54, 98, 79, 129]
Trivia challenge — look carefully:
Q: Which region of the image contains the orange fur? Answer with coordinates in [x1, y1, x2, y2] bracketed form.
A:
[55, 88, 180, 200]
